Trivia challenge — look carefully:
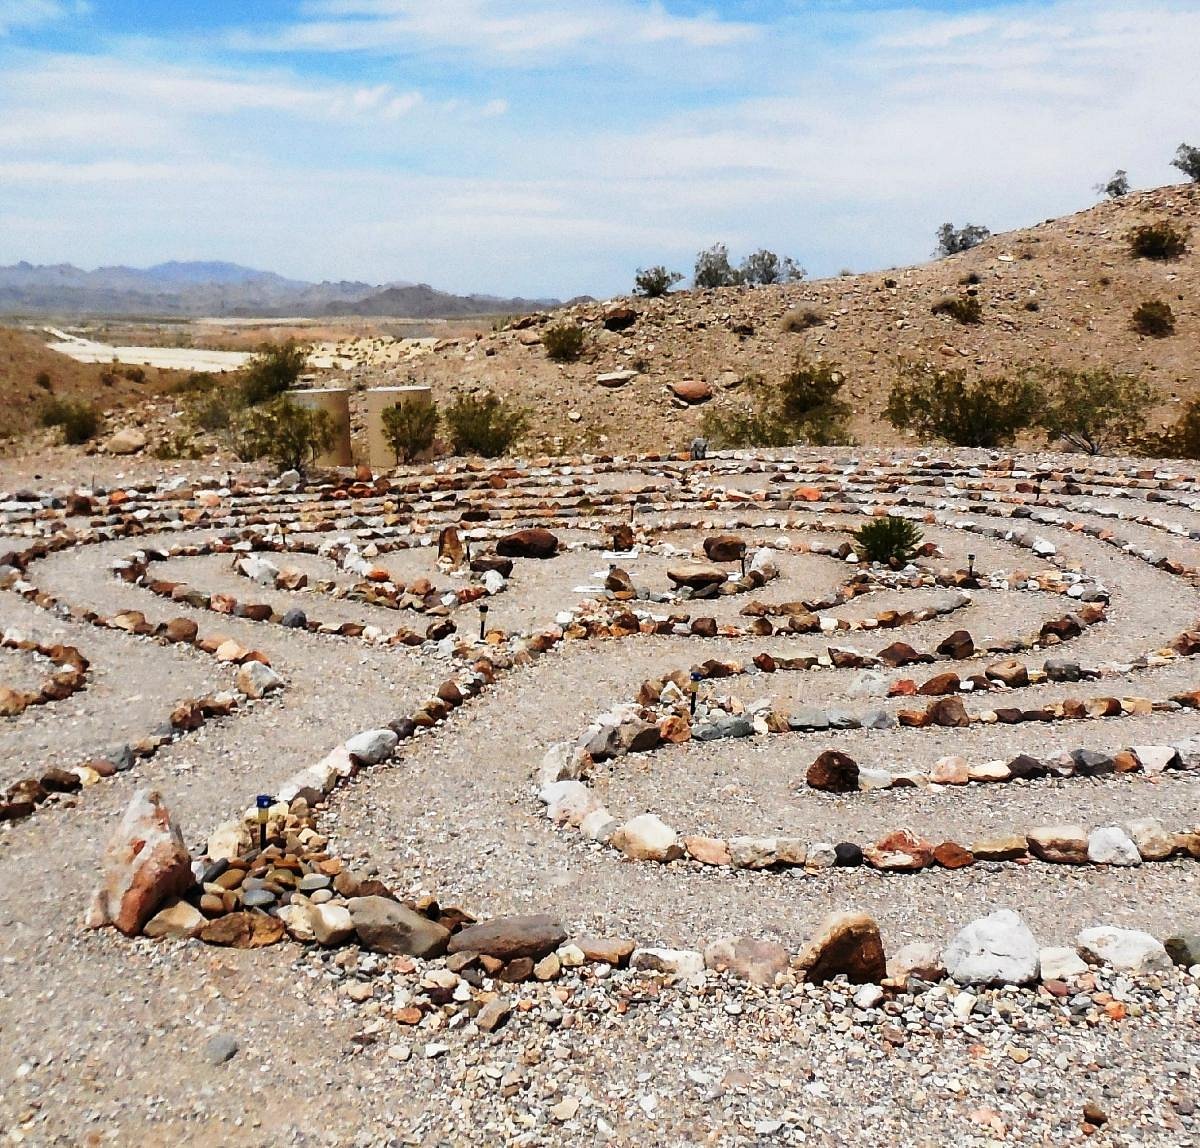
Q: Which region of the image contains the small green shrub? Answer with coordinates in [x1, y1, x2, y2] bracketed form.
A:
[1038, 366, 1156, 455]
[541, 324, 586, 363]
[931, 295, 983, 325]
[702, 357, 853, 448]
[239, 340, 308, 406]
[1129, 221, 1189, 261]
[885, 362, 1042, 448]
[382, 400, 439, 463]
[122, 365, 146, 383]
[935, 223, 990, 257]
[445, 393, 529, 457]
[232, 398, 335, 471]
[633, 266, 683, 298]
[185, 386, 241, 433]
[853, 516, 923, 565]
[1096, 169, 1130, 199]
[781, 307, 825, 333]
[39, 398, 100, 444]
[1131, 300, 1176, 338]
[34, 370, 52, 391]
[168, 371, 218, 396]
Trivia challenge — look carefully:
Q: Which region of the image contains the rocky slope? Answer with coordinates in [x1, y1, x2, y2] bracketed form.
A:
[399, 183, 1198, 455]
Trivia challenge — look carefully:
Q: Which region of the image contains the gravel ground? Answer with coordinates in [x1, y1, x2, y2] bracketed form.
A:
[3, 453, 1200, 1146]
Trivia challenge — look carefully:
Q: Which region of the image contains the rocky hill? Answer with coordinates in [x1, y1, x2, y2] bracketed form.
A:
[400, 183, 1198, 455]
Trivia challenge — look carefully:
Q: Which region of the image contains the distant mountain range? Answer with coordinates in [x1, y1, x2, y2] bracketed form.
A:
[0, 261, 566, 319]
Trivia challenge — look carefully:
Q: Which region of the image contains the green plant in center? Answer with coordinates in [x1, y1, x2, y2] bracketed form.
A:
[853, 515, 923, 565]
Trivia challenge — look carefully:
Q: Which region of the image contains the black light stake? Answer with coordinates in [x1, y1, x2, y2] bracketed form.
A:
[967, 553, 976, 578]
[740, 554, 747, 577]
[255, 794, 273, 851]
[690, 670, 703, 716]
[478, 602, 489, 641]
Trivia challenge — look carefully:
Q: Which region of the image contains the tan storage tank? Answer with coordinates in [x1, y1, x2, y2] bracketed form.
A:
[289, 387, 353, 467]
[366, 386, 434, 469]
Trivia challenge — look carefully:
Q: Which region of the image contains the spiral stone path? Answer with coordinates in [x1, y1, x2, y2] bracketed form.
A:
[2, 450, 1200, 1145]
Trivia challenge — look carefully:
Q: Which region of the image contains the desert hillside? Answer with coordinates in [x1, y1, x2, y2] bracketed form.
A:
[396, 182, 1198, 454]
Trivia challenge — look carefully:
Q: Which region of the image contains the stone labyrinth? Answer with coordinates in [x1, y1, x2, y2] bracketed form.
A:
[6, 451, 1200, 1013]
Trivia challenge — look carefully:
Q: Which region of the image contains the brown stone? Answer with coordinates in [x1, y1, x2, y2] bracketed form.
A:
[572, 936, 636, 967]
[986, 659, 1029, 687]
[198, 911, 286, 948]
[703, 535, 746, 563]
[926, 696, 970, 727]
[671, 379, 712, 404]
[1028, 825, 1089, 864]
[795, 911, 886, 984]
[972, 834, 1029, 861]
[704, 937, 790, 986]
[806, 750, 859, 793]
[877, 642, 923, 667]
[448, 914, 566, 961]
[918, 672, 961, 696]
[936, 630, 975, 659]
[683, 835, 731, 866]
[496, 528, 559, 560]
[933, 841, 975, 869]
[667, 563, 727, 589]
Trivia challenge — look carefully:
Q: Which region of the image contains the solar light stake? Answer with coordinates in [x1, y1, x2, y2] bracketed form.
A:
[967, 553, 975, 578]
[479, 602, 489, 641]
[690, 670, 703, 716]
[740, 554, 747, 577]
[255, 794, 272, 851]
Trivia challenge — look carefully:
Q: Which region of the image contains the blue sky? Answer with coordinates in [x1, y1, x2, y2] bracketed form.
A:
[0, 0, 1197, 298]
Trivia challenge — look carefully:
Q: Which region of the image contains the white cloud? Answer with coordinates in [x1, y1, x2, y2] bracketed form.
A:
[0, 0, 80, 35]
[249, 0, 758, 62]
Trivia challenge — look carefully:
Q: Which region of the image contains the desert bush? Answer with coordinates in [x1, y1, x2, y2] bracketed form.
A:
[694, 244, 741, 289]
[935, 223, 991, 257]
[39, 398, 100, 445]
[231, 398, 334, 471]
[1129, 221, 1189, 261]
[122, 365, 146, 383]
[885, 362, 1042, 448]
[1096, 170, 1130, 199]
[1172, 143, 1200, 183]
[853, 515, 923, 565]
[167, 371, 218, 396]
[34, 370, 52, 391]
[445, 393, 529, 458]
[239, 340, 308, 406]
[740, 249, 804, 285]
[382, 400, 439, 464]
[1131, 300, 1176, 338]
[931, 295, 983, 325]
[959, 271, 982, 286]
[1037, 366, 1156, 455]
[541, 324, 586, 363]
[633, 266, 683, 298]
[702, 357, 853, 448]
[781, 307, 825, 333]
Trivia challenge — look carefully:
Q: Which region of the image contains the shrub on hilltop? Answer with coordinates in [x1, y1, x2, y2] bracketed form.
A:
[1129, 221, 1189, 261]
[633, 266, 683, 298]
[935, 223, 991, 257]
[541, 324, 586, 363]
[1172, 143, 1200, 183]
[931, 295, 983, 325]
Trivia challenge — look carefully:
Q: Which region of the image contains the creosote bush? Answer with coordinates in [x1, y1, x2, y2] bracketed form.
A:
[1038, 366, 1156, 455]
[1096, 170, 1130, 199]
[885, 362, 1041, 448]
[382, 400, 439, 464]
[232, 398, 335, 472]
[541, 324, 586, 363]
[445, 393, 529, 458]
[935, 223, 991, 257]
[633, 266, 683, 298]
[1131, 300, 1176, 338]
[1129, 221, 1189, 261]
[853, 516, 923, 566]
[702, 357, 852, 448]
[781, 307, 825, 332]
[239, 340, 308, 406]
[39, 398, 100, 445]
[931, 295, 983, 325]
[1172, 143, 1200, 183]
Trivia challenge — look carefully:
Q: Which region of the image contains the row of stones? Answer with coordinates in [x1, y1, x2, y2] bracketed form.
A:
[0, 534, 286, 824]
[0, 630, 89, 718]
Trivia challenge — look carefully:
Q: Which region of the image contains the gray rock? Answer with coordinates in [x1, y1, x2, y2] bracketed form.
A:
[788, 706, 829, 731]
[943, 909, 1040, 986]
[448, 915, 566, 961]
[345, 728, 399, 765]
[204, 1034, 239, 1066]
[280, 608, 307, 629]
[1044, 657, 1081, 682]
[348, 896, 450, 957]
[1077, 926, 1171, 973]
[1086, 826, 1141, 866]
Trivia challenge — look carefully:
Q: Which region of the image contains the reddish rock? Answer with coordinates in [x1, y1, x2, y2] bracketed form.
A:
[918, 672, 961, 696]
[933, 841, 975, 869]
[671, 379, 713, 404]
[86, 789, 195, 936]
[496, 528, 559, 560]
[864, 829, 935, 871]
[877, 642, 922, 668]
[571, 935, 635, 966]
[683, 835, 731, 865]
[936, 630, 975, 659]
[806, 750, 859, 793]
[926, 696, 970, 727]
[703, 535, 746, 563]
